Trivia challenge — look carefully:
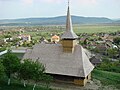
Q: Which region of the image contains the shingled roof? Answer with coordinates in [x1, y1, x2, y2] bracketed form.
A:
[23, 43, 94, 77]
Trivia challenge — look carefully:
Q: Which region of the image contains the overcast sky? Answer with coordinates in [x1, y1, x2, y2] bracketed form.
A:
[0, 0, 120, 19]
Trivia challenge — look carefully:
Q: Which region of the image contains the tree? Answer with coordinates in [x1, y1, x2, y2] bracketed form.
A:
[113, 37, 120, 45]
[4, 35, 12, 39]
[113, 37, 120, 59]
[19, 59, 33, 87]
[0, 47, 6, 52]
[31, 60, 46, 90]
[107, 48, 118, 58]
[32, 61, 53, 89]
[42, 74, 53, 89]
[19, 59, 53, 90]
[0, 60, 5, 79]
[2, 50, 21, 85]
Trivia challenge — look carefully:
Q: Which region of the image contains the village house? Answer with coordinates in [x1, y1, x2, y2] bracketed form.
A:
[95, 43, 108, 54]
[51, 35, 60, 43]
[23, 3, 94, 86]
[18, 34, 31, 42]
[107, 36, 113, 42]
[0, 40, 4, 46]
[3, 38, 13, 43]
[0, 31, 3, 35]
[90, 56, 102, 66]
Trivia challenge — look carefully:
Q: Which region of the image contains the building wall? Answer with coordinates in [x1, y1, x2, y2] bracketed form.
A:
[74, 73, 91, 86]
[62, 40, 77, 53]
[48, 73, 92, 86]
[74, 78, 87, 86]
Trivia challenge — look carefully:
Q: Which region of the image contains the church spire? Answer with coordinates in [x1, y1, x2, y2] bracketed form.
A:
[66, 0, 72, 32]
[61, 0, 78, 39]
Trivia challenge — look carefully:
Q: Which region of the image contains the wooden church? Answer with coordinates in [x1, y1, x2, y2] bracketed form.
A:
[23, 2, 94, 86]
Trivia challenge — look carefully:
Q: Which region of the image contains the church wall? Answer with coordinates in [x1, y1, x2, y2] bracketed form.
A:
[74, 79, 84, 86]
[74, 73, 92, 86]
[87, 73, 91, 80]
[62, 40, 76, 47]
[74, 78, 88, 86]
[62, 40, 77, 53]
[63, 47, 74, 53]
[47, 74, 92, 86]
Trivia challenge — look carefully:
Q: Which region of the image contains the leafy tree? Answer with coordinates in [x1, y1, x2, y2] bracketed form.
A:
[107, 48, 118, 58]
[42, 74, 53, 89]
[84, 39, 88, 45]
[2, 50, 21, 85]
[113, 37, 120, 45]
[12, 38, 21, 46]
[19, 59, 53, 90]
[0, 47, 6, 52]
[113, 37, 120, 59]
[19, 59, 33, 87]
[31, 61, 45, 90]
[0, 60, 5, 79]
[4, 35, 12, 38]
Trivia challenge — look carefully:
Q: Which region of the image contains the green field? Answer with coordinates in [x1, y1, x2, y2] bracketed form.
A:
[92, 69, 120, 89]
[24, 25, 120, 37]
[22, 25, 120, 40]
[74, 25, 120, 33]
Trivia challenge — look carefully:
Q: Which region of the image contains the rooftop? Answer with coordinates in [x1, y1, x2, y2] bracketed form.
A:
[23, 43, 94, 77]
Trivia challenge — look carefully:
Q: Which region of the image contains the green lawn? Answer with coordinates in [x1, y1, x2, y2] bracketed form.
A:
[0, 79, 51, 90]
[92, 69, 120, 89]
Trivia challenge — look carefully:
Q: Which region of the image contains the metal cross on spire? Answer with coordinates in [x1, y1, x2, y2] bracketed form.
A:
[68, 0, 70, 6]
[61, 0, 78, 39]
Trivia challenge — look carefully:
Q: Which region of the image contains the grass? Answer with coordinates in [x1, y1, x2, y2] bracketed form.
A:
[0, 70, 120, 90]
[0, 79, 51, 90]
[74, 25, 120, 33]
[92, 69, 120, 89]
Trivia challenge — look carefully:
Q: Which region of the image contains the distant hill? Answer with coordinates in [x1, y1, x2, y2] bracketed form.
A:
[114, 20, 120, 23]
[0, 16, 119, 26]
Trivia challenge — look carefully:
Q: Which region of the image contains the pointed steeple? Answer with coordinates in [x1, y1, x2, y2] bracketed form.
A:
[61, 0, 78, 39]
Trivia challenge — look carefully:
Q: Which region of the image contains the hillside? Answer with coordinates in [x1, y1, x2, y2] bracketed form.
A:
[114, 20, 120, 23]
[0, 16, 119, 26]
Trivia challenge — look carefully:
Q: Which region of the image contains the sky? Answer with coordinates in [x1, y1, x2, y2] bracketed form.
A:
[0, 0, 120, 19]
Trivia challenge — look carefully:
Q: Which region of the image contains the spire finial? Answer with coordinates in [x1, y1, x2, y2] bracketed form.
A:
[68, 0, 70, 6]
[61, 0, 78, 39]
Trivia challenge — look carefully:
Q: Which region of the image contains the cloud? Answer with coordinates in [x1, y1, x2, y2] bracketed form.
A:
[0, 0, 14, 2]
[77, 0, 97, 4]
[0, 0, 97, 5]
[21, 0, 64, 5]
[23, 0, 33, 4]
[38, 0, 64, 3]
[0, 0, 12, 1]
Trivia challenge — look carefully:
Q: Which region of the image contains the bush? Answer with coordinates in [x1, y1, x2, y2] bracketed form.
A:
[97, 58, 120, 73]
[0, 47, 6, 52]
